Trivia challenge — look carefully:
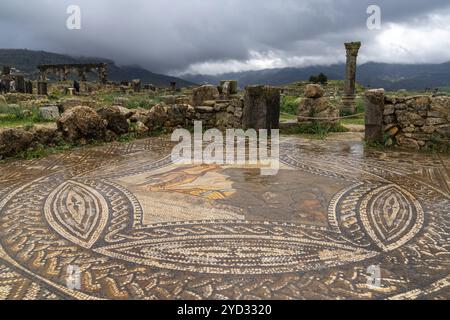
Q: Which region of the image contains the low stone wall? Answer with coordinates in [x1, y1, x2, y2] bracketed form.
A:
[0, 84, 281, 159]
[365, 89, 449, 150]
[144, 98, 244, 130]
[0, 97, 245, 159]
[383, 95, 449, 150]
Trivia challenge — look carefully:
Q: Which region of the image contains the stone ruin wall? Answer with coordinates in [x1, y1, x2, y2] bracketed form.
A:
[365, 89, 450, 151]
[143, 98, 244, 131]
[0, 85, 257, 159]
[383, 95, 450, 150]
[128, 84, 245, 131]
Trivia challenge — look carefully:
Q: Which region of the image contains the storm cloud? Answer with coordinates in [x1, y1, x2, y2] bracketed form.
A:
[1, 0, 450, 75]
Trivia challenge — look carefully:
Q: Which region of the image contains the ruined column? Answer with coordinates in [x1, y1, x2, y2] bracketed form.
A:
[78, 67, 87, 82]
[220, 80, 238, 95]
[132, 79, 141, 92]
[25, 80, 33, 94]
[63, 67, 69, 81]
[342, 41, 361, 114]
[15, 74, 25, 93]
[364, 89, 385, 144]
[243, 85, 281, 130]
[57, 68, 66, 82]
[97, 64, 108, 84]
[37, 81, 48, 96]
[38, 69, 47, 82]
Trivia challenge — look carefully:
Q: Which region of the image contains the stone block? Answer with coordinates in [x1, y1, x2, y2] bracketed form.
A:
[192, 85, 219, 106]
[39, 105, 60, 120]
[304, 84, 325, 98]
[364, 89, 385, 144]
[220, 80, 238, 95]
[243, 85, 280, 130]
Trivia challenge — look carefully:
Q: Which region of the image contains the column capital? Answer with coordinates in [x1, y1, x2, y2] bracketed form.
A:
[345, 41, 361, 56]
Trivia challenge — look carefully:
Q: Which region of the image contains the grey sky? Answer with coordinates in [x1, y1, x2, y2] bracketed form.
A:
[1, 0, 450, 75]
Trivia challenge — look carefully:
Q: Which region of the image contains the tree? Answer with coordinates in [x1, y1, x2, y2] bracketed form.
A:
[309, 75, 319, 83]
[317, 73, 328, 85]
[309, 73, 328, 85]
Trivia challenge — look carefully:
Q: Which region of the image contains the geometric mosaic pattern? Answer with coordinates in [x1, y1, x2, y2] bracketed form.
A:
[0, 136, 448, 300]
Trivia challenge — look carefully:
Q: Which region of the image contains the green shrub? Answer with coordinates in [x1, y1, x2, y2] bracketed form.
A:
[281, 96, 299, 115]
[309, 73, 328, 85]
[355, 98, 365, 114]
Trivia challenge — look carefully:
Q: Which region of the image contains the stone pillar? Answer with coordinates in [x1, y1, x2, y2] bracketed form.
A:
[15, 74, 25, 93]
[170, 81, 177, 91]
[132, 79, 141, 92]
[1, 77, 10, 93]
[37, 81, 48, 96]
[364, 89, 385, 144]
[63, 67, 69, 81]
[97, 65, 108, 84]
[220, 80, 238, 95]
[342, 41, 361, 114]
[78, 68, 87, 82]
[58, 67, 67, 82]
[38, 70, 47, 82]
[25, 80, 33, 94]
[243, 85, 281, 130]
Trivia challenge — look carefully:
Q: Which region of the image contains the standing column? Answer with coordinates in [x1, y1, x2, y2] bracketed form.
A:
[78, 68, 87, 82]
[15, 74, 25, 93]
[342, 41, 361, 114]
[100, 64, 108, 84]
[37, 81, 48, 95]
[62, 67, 69, 81]
[25, 80, 33, 94]
[243, 85, 281, 130]
[364, 89, 385, 144]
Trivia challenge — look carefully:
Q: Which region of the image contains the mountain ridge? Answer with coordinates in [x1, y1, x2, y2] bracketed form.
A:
[0, 49, 195, 87]
[183, 61, 450, 91]
[2, 49, 450, 91]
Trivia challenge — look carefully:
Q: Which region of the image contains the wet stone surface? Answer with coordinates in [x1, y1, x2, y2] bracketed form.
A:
[0, 136, 448, 300]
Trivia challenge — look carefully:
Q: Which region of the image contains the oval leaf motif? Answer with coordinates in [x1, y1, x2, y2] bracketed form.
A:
[96, 236, 377, 275]
[45, 181, 108, 248]
[360, 185, 424, 252]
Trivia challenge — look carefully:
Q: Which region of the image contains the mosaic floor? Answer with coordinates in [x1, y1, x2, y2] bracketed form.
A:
[0, 136, 448, 300]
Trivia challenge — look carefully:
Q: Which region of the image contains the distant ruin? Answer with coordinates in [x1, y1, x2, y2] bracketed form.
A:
[37, 63, 108, 84]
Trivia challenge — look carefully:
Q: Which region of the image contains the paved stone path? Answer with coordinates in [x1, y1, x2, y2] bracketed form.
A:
[0, 136, 448, 300]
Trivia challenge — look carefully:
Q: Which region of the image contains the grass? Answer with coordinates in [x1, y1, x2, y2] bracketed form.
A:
[16, 143, 73, 160]
[280, 96, 299, 115]
[93, 92, 163, 110]
[0, 104, 54, 127]
[280, 112, 297, 122]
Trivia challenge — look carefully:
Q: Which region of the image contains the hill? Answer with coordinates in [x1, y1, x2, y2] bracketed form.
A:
[0, 49, 195, 87]
[183, 62, 450, 91]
